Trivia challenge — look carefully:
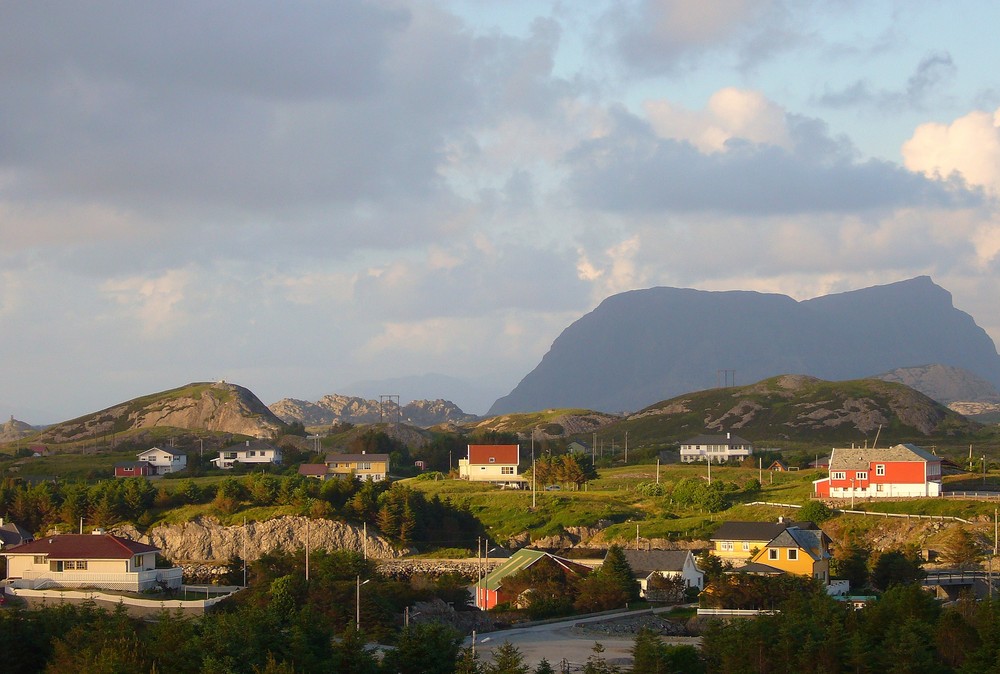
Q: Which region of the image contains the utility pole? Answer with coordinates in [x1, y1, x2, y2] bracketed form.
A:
[707, 457, 712, 485]
[624, 431, 628, 464]
[656, 458, 660, 485]
[305, 517, 310, 581]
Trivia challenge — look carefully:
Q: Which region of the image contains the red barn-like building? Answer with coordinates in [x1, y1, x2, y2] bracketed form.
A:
[813, 443, 942, 499]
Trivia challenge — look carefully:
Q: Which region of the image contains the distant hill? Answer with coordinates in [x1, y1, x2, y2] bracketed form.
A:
[31, 381, 285, 444]
[338, 373, 500, 416]
[463, 409, 622, 439]
[0, 416, 35, 443]
[269, 394, 477, 428]
[611, 374, 981, 446]
[490, 277, 1000, 415]
[875, 364, 1000, 405]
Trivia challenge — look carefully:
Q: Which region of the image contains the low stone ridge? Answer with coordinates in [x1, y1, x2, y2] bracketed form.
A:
[876, 364, 1000, 405]
[113, 515, 409, 563]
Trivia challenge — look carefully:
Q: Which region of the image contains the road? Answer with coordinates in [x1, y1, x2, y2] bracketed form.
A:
[464, 608, 700, 671]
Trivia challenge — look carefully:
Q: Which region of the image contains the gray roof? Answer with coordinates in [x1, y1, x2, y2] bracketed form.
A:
[680, 434, 752, 447]
[0, 521, 32, 547]
[829, 443, 940, 471]
[734, 562, 786, 575]
[325, 453, 390, 463]
[767, 528, 830, 561]
[710, 520, 820, 542]
[620, 550, 695, 576]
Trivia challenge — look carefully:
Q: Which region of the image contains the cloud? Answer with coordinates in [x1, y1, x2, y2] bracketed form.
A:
[817, 52, 957, 111]
[644, 88, 791, 152]
[566, 98, 977, 216]
[603, 0, 786, 74]
[902, 107, 1000, 194]
[101, 269, 194, 337]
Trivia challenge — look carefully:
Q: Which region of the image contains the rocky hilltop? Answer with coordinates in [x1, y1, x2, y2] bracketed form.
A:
[114, 515, 409, 563]
[622, 374, 980, 444]
[491, 277, 1000, 415]
[33, 381, 285, 444]
[270, 394, 477, 428]
[0, 416, 35, 443]
[469, 410, 621, 439]
[875, 364, 1000, 405]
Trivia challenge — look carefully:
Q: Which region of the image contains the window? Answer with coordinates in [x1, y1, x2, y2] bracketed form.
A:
[501, 466, 514, 474]
[832, 471, 846, 480]
[248, 451, 256, 457]
[742, 542, 750, 551]
[876, 484, 884, 492]
[362, 462, 371, 470]
[720, 541, 734, 551]
[876, 464, 885, 476]
[489, 457, 496, 463]
[787, 549, 798, 561]
[768, 549, 779, 560]
[856, 471, 868, 480]
[33, 556, 46, 565]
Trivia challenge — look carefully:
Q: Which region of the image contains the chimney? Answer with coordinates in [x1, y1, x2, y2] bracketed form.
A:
[726, 432, 731, 439]
[777, 516, 785, 524]
[93, 528, 106, 535]
[246, 440, 250, 447]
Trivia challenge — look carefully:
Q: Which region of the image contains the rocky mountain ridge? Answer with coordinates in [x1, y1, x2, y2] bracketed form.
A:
[875, 364, 1000, 405]
[269, 394, 477, 428]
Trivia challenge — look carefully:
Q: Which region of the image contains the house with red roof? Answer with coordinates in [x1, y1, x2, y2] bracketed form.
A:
[813, 443, 942, 499]
[2, 533, 182, 591]
[458, 444, 524, 485]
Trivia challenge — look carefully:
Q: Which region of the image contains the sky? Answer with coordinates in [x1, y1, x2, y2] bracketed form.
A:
[3, 0, 1000, 422]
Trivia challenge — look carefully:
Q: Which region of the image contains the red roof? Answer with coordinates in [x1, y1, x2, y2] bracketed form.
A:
[468, 444, 519, 465]
[3, 534, 159, 559]
[298, 463, 329, 476]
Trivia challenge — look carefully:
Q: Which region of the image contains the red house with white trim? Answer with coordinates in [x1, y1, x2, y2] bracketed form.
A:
[813, 443, 942, 499]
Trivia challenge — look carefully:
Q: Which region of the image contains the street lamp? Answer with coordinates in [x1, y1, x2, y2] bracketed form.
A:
[356, 576, 371, 630]
[479, 546, 497, 609]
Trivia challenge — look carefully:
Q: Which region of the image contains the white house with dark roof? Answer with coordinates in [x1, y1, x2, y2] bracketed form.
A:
[620, 549, 704, 596]
[813, 443, 942, 499]
[212, 439, 283, 469]
[2, 533, 182, 591]
[0, 518, 32, 550]
[679, 432, 754, 463]
[137, 446, 187, 475]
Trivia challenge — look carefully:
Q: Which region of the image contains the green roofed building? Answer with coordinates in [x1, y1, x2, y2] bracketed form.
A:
[474, 548, 592, 609]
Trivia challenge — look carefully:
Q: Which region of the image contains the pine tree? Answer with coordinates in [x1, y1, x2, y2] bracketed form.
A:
[484, 640, 529, 674]
[601, 545, 640, 602]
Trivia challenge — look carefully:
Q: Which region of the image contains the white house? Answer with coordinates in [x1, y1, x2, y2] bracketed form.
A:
[212, 439, 283, 469]
[2, 532, 182, 591]
[137, 446, 188, 475]
[458, 444, 524, 485]
[679, 432, 754, 463]
[620, 549, 704, 596]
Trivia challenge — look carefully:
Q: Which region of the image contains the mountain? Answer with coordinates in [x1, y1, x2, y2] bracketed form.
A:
[875, 364, 1000, 405]
[615, 374, 980, 445]
[268, 394, 477, 428]
[338, 373, 500, 416]
[32, 381, 285, 444]
[0, 416, 35, 443]
[489, 277, 1000, 415]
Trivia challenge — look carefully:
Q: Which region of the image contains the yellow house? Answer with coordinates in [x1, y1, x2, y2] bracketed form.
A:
[709, 521, 795, 561]
[748, 526, 831, 583]
[324, 452, 390, 481]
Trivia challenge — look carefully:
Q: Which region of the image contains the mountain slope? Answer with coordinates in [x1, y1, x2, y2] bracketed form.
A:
[32, 381, 285, 444]
[615, 375, 981, 445]
[490, 277, 1000, 415]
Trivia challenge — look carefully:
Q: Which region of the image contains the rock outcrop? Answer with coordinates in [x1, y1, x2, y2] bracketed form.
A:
[269, 394, 477, 428]
[35, 381, 285, 444]
[114, 515, 410, 563]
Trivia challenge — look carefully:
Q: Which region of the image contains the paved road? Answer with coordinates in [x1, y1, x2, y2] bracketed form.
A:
[464, 608, 699, 671]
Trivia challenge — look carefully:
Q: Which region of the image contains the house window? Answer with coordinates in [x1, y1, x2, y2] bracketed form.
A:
[876, 484, 884, 491]
[856, 472, 868, 480]
[501, 466, 514, 474]
[362, 462, 371, 470]
[742, 542, 750, 551]
[876, 464, 885, 476]
[787, 549, 798, 561]
[248, 451, 256, 457]
[33, 556, 46, 565]
[768, 549, 779, 560]
[489, 457, 496, 463]
[64, 560, 88, 570]
[832, 471, 846, 480]
[720, 541, 733, 551]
